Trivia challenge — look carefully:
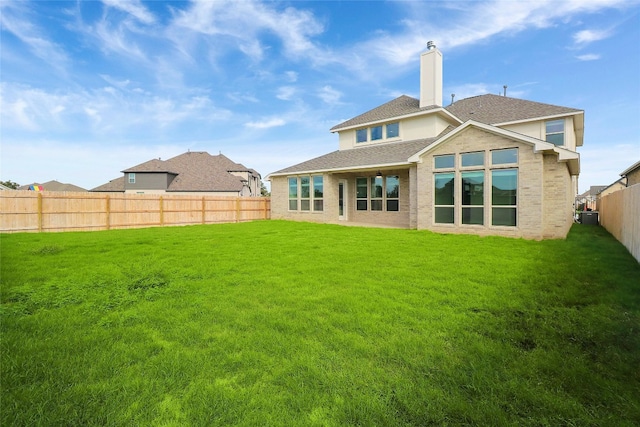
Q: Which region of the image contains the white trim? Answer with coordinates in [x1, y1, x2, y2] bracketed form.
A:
[492, 111, 583, 127]
[330, 107, 462, 133]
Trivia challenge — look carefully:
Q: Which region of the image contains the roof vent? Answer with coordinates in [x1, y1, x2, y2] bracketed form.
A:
[427, 41, 436, 50]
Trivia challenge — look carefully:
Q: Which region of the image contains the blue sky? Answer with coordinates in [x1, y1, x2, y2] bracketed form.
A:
[1, 0, 639, 193]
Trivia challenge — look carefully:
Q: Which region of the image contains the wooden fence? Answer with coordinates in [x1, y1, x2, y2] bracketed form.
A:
[598, 184, 640, 263]
[0, 191, 271, 233]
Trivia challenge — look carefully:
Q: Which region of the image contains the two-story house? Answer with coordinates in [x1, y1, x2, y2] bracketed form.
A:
[267, 43, 583, 239]
[92, 151, 262, 197]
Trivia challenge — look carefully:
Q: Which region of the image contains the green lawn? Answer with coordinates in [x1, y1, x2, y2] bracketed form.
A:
[1, 221, 639, 426]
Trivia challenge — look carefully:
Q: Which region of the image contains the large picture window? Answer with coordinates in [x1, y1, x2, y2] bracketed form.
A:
[434, 172, 455, 223]
[492, 169, 517, 226]
[357, 175, 400, 212]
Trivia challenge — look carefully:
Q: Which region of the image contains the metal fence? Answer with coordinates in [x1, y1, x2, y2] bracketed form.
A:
[0, 191, 271, 233]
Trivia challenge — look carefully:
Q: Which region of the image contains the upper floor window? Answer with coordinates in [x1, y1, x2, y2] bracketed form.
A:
[461, 151, 484, 167]
[355, 122, 399, 143]
[546, 119, 564, 146]
[386, 122, 399, 138]
[128, 173, 136, 184]
[492, 148, 518, 165]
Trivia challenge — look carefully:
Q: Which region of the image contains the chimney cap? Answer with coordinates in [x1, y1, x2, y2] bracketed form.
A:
[427, 41, 436, 50]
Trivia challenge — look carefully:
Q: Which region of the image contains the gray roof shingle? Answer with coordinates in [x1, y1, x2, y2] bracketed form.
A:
[445, 94, 582, 124]
[270, 135, 448, 175]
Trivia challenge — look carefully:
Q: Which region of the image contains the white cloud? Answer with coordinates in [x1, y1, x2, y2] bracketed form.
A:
[244, 118, 286, 129]
[573, 29, 611, 45]
[317, 86, 343, 105]
[101, 0, 156, 25]
[576, 53, 601, 61]
[277, 86, 297, 101]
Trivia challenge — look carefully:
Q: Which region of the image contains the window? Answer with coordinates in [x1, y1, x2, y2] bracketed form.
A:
[300, 177, 310, 211]
[461, 152, 484, 167]
[128, 173, 136, 184]
[289, 176, 324, 212]
[288, 178, 298, 211]
[356, 129, 368, 143]
[370, 177, 383, 210]
[492, 169, 517, 226]
[386, 176, 399, 211]
[546, 119, 564, 146]
[371, 125, 383, 141]
[462, 171, 484, 225]
[435, 154, 455, 169]
[492, 148, 518, 165]
[356, 178, 368, 210]
[434, 173, 454, 223]
[386, 122, 399, 138]
[313, 176, 323, 211]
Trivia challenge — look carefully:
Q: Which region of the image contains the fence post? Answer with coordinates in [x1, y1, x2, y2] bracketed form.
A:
[37, 192, 43, 232]
[160, 196, 164, 226]
[236, 197, 241, 223]
[202, 196, 206, 224]
[105, 195, 111, 230]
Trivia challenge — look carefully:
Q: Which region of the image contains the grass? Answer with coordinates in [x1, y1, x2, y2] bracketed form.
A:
[1, 220, 639, 426]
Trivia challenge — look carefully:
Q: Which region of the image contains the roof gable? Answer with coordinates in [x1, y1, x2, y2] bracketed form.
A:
[408, 120, 580, 175]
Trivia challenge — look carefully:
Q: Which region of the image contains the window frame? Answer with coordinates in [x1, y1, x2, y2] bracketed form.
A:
[288, 175, 324, 212]
[545, 119, 565, 146]
[128, 173, 136, 184]
[434, 172, 455, 224]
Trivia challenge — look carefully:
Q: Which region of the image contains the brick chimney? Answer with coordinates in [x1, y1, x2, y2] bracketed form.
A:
[420, 41, 442, 108]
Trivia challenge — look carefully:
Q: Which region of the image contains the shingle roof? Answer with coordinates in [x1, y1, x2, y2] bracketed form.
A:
[91, 152, 260, 192]
[270, 135, 446, 176]
[330, 95, 440, 131]
[18, 180, 87, 192]
[445, 94, 582, 124]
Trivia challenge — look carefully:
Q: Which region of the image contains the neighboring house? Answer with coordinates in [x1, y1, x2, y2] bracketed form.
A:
[595, 179, 626, 211]
[91, 151, 261, 197]
[576, 185, 606, 211]
[0, 183, 14, 191]
[620, 160, 640, 187]
[267, 43, 583, 239]
[17, 180, 87, 192]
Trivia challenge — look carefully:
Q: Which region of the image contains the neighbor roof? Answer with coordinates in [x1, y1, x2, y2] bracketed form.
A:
[18, 180, 87, 192]
[92, 152, 260, 192]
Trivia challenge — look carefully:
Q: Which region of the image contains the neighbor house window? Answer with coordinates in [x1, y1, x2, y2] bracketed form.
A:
[356, 128, 368, 143]
[434, 154, 455, 169]
[288, 177, 298, 211]
[370, 176, 383, 210]
[386, 122, 399, 138]
[434, 172, 455, 223]
[313, 176, 323, 211]
[129, 173, 136, 184]
[300, 176, 310, 211]
[356, 178, 368, 210]
[462, 171, 484, 225]
[492, 169, 518, 226]
[546, 119, 565, 146]
[386, 175, 399, 211]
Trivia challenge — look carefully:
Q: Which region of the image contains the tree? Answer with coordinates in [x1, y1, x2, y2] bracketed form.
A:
[260, 180, 270, 197]
[0, 180, 19, 189]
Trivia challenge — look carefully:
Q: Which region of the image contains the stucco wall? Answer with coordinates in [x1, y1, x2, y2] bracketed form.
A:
[415, 126, 572, 239]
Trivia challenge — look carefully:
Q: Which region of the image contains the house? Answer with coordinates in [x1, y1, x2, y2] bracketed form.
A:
[0, 183, 14, 191]
[620, 160, 640, 187]
[91, 151, 262, 197]
[17, 180, 87, 192]
[267, 42, 583, 239]
[576, 185, 606, 212]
